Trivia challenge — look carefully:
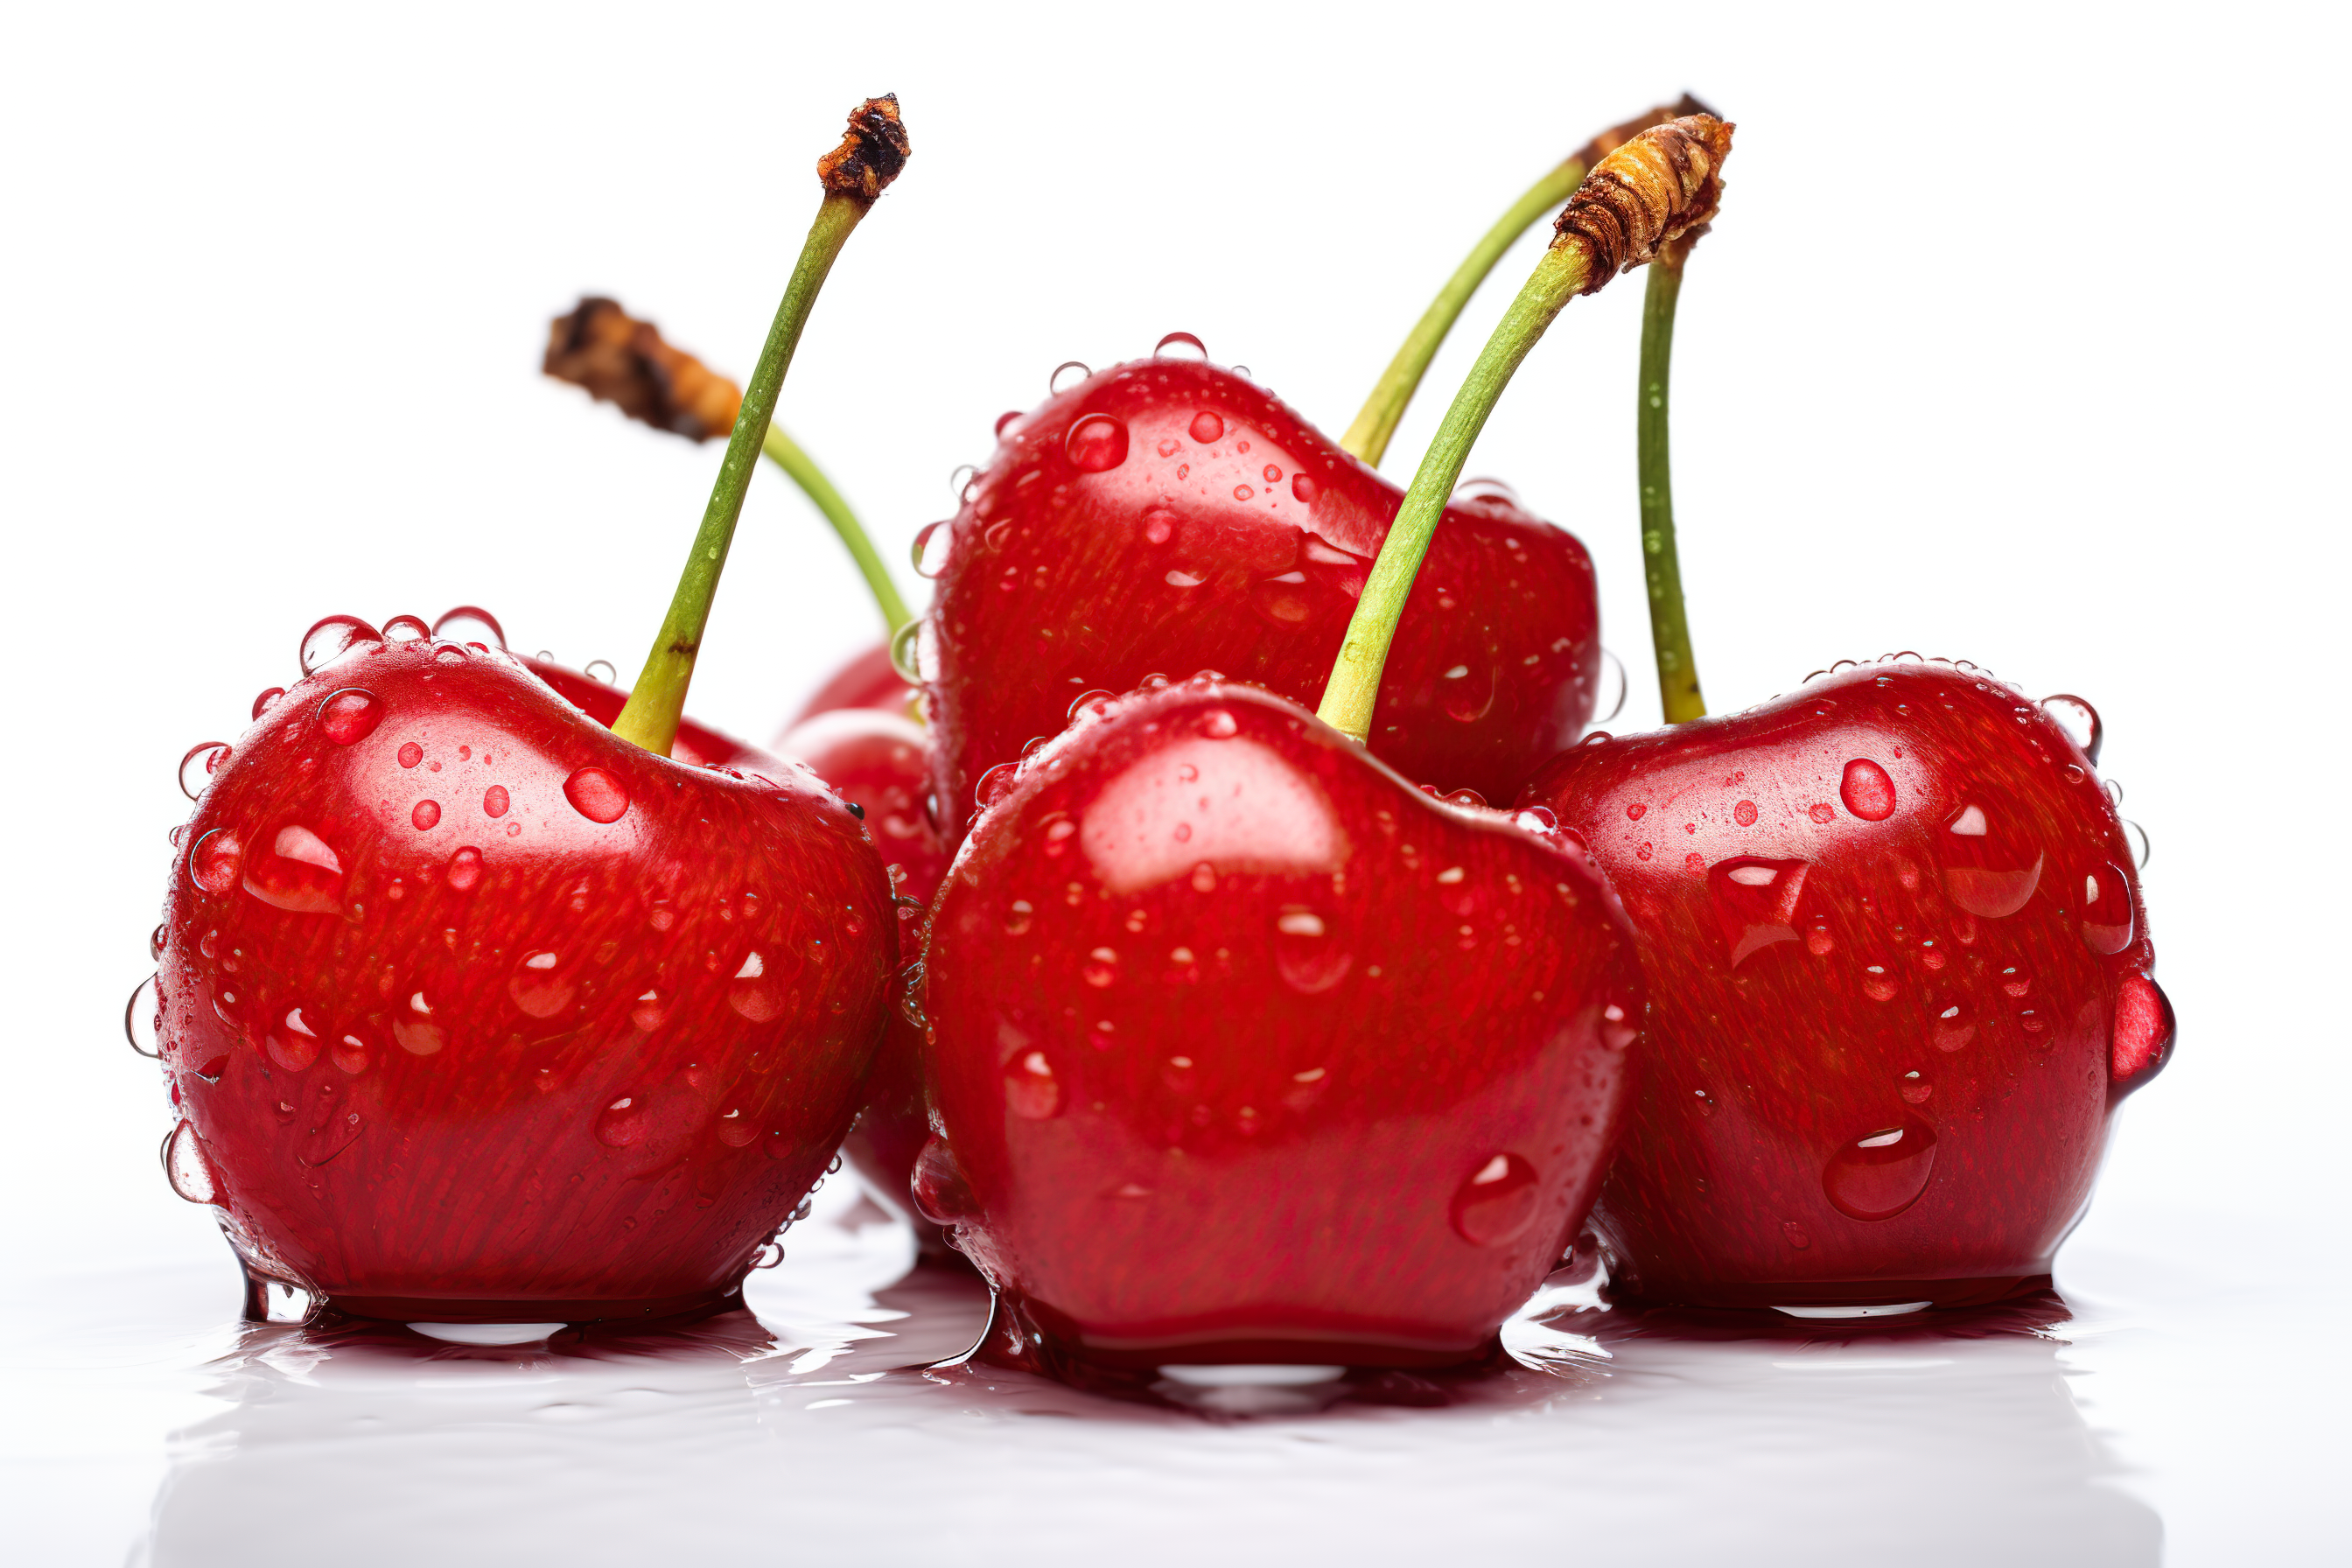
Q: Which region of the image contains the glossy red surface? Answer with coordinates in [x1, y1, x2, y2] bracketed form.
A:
[155, 630, 898, 1321]
[1517, 662, 2173, 1309]
[919, 360, 1601, 846]
[918, 679, 1643, 1368]
[786, 641, 918, 727]
[773, 708, 952, 1245]
[520, 656, 780, 773]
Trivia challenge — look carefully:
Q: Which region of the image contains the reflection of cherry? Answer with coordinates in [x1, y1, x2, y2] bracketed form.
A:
[151, 620, 897, 1320]
[917, 358, 1603, 846]
[1518, 662, 2172, 1310]
[916, 678, 1642, 1369]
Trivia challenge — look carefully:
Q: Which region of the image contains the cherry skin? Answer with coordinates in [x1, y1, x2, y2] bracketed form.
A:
[786, 640, 917, 727]
[1517, 661, 2173, 1312]
[522, 654, 781, 772]
[772, 706, 952, 1248]
[919, 359, 1603, 847]
[915, 677, 1643, 1372]
[155, 625, 899, 1322]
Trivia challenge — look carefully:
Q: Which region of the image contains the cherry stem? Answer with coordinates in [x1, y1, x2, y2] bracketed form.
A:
[1639, 238, 1706, 723]
[760, 424, 911, 634]
[1340, 96, 1708, 470]
[611, 193, 868, 754]
[1317, 240, 1594, 743]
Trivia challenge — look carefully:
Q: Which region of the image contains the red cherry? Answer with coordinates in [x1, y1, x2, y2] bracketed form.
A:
[784, 641, 918, 728]
[155, 632, 898, 1321]
[519, 655, 776, 773]
[919, 679, 1642, 1370]
[920, 360, 1601, 846]
[774, 706, 953, 1250]
[1517, 662, 2170, 1312]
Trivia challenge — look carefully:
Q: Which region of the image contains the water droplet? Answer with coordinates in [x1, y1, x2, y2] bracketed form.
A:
[482, 785, 509, 818]
[1049, 360, 1091, 395]
[1262, 464, 1283, 485]
[299, 615, 382, 675]
[250, 687, 286, 720]
[383, 613, 430, 642]
[948, 463, 978, 501]
[178, 742, 230, 801]
[1839, 759, 1898, 821]
[1232, 483, 1256, 502]
[411, 799, 441, 830]
[2081, 862, 2136, 954]
[1940, 790, 2045, 918]
[2040, 694, 2104, 765]
[1823, 1119, 1937, 1220]
[1450, 1153, 1541, 1245]
[1188, 410, 1224, 444]
[1005, 1049, 1062, 1118]
[1440, 660, 1495, 723]
[889, 618, 927, 682]
[1082, 947, 1119, 987]
[994, 410, 1022, 438]
[2111, 972, 2174, 1086]
[1274, 906, 1352, 994]
[1229, 365, 1251, 382]
[2123, 819, 2152, 869]
[509, 949, 576, 1018]
[430, 606, 506, 648]
[1154, 331, 1208, 360]
[1593, 648, 1628, 725]
[318, 689, 382, 746]
[594, 1096, 647, 1148]
[149, 924, 167, 960]
[1449, 476, 1519, 507]
[1004, 899, 1034, 935]
[975, 761, 1019, 811]
[162, 1121, 221, 1205]
[728, 949, 786, 1021]
[563, 766, 630, 823]
[911, 519, 953, 579]
[1809, 803, 1837, 824]
[1291, 472, 1319, 504]
[1732, 800, 1759, 827]
[1782, 1222, 1812, 1250]
[332, 1032, 372, 1074]
[444, 845, 485, 891]
[187, 829, 244, 894]
[1200, 708, 1238, 738]
[1065, 413, 1130, 472]
[1899, 1069, 1934, 1105]
[912, 1136, 979, 1225]
[125, 975, 162, 1058]
[1708, 857, 1810, 966]
[584, 659, 618, 685]
[1932, 998, 1977, 1052]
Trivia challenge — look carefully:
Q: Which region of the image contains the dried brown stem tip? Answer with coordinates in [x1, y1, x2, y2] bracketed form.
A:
[1575, 93, 1717, 172]
[1554, 113, 1735, 293]
[816, 94, 911, 203]
[542, 298, 745, 443]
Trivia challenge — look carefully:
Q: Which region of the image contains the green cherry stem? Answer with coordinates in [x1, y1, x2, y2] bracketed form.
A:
[1316, 111, 1732, 746]
[612, 96, 910, 756]
[760, 424, 911, 634]
[1318, 242, 1594, 742]
[1340, 95, 1708, 469]
[1638, 237, 1706, 723]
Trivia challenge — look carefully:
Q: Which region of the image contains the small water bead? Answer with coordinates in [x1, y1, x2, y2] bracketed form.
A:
[1065, 414, 1129, 472]
[911, 520, 953, 579]
[1450, 476, 1519, 507]
[994, 410, 1022, 438]
[1822, 1119, 1937, 1221]
[2123, 818, 2152, 868]
[430, 606, 506, 648]
[2111, 972, 2174, 1083]
[178, 742, 231, 801]
[1594, 649, 1628, 724]
[510, 949, 576, 1019]
[1291, 472, 1319, 504]
[594, 1096, 648, 1148]
[728, 950, 785, 1021]
[1274, 906, 1352, 994]
[1233, 484, 1256, 502]
[482, 785, 510, 818]
[1263, 464, 1283, 485]
[1229, 365, 1251, 381]
[162, 1121, 221, 1205]
[584, 659, 618, 685]
[1899, 1070, 1933, 1105]
[2040, 694, 2104, 764]
[188, 829, 244, 894]
[382, 613, 430, 642]
[1153, 331, 1208, 360]
[911, 1137, 979, 1225]
[1049, 360, 1091, 396]
[250, 687, 286, 719]
[889, 619, 927, 682]
[149, 924, 167, 959]
[299, 615, 382, 675]
[1004, 1049, 1061, 1119]
[410, 800, 440, 830]
[125, 975, 162, 1058]
[947, 463, 979, 504]
[1839, 759, 1898, 821]
[1188, 410, 1224, 444]
[2081, 862, 2136, 954]
[564, 766, 631, 823]
[444, 845, 485, 891]
[1450, 1153, 1541, 1245]
[318, 689, 382, 746]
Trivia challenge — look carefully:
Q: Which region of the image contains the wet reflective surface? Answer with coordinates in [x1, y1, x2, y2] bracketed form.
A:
[5, 1179, 2336, 1566]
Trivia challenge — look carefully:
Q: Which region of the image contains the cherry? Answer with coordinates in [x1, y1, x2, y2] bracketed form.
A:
[916, 356, 1604, 847]
[522, 653, 780, 772]
[772, 705, 950, 1247]
[786, 640, 917, 726]
[1517, 662, 2171, 1310]
[916, 678, 1642, 1369]
[153, 626, 897, 1320]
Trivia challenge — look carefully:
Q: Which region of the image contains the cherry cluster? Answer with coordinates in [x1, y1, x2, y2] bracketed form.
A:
[136, 97, 2170, 1376]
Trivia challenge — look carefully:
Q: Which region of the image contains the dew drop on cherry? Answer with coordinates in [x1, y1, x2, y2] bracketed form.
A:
[482, 785, 509, 818]
[1004, 1049, 1061, 1119]
[2081, 862, 2136, 954]
[2040, 694, 2104, 764]
[1154, 331, 1208, 360]
[912, 1136, 979, 1225]
[1450, 1153, 1541, 1245]
[397, 742, 423, 768]
[382, 613, 430, 642]
[178, 742, 230, 802]
[593, 1096, 647, 1148]
[1273, 906, 1352, 994]
[444, 845, 484, 891]
[1839, 759, 1897, 821]
[994, 410, 1022, 438]
[1188, 410, 1224, 444]
[125, 975, 162, 1058]
[562, 766, 631, 823]
[188, 829, 243, 894]
[1048, 360, 1091, 395]
[162, 1120, 222, 1205]
[318, 689, 382, 746]
[430, 606, 505, 648]
[299, 615, 382, 676]
[728, 950, 785, 1021]
[2111, 972, 2174, 1086]
[411, 800, 441, 830]
[911, 520, 952, 579]
[251, 688, 286, 720]
[510, 949, 576, 1018]
[1064, 414, 1129, 472]
[1822, 1118, 1937, 1220]
[1291, 472, 1319, 504]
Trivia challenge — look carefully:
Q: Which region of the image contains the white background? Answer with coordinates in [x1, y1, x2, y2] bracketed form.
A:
[2, 3, 2345, 1563]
